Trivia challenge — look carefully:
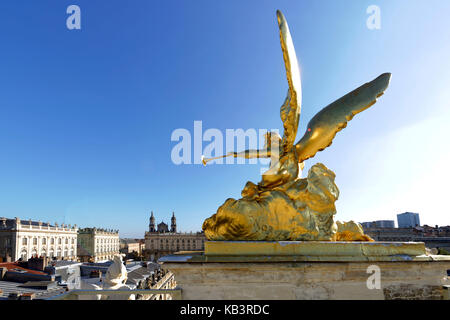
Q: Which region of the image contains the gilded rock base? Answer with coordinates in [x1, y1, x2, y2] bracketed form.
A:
[203, 163, 372, 241]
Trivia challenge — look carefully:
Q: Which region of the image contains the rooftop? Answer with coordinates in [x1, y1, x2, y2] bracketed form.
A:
[0, 262, 47, 275]
[48, 260, 82, 268]
[0, 217, 77, 230]
[0, 280, 67, 300]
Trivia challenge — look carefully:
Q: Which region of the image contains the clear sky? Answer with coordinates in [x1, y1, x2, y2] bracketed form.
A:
[0, 1, 449, 238]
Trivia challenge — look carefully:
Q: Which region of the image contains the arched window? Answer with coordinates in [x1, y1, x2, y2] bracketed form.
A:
[21, 249, 27, 260]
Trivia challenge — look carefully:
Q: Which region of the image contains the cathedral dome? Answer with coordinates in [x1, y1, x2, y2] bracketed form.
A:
[157, 222, 169, 233]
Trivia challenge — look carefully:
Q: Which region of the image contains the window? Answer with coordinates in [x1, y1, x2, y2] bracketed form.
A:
[42, 238, 46, 245]
[51, 238, 55, 245]
[22, 238, 27, 245]
[65, 238, 68, 245]
[33, 238, 37, 245]
[58, 238, 62, 245]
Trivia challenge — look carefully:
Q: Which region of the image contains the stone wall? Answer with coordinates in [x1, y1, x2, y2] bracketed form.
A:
[383, 284, 443, 300]
[162, 260, 450, 300]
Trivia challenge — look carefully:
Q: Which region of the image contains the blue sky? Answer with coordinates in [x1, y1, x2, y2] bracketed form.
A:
[0, 1, 449, 237]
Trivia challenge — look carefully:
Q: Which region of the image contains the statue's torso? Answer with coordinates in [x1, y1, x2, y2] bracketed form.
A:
[259, 146, 300, 189]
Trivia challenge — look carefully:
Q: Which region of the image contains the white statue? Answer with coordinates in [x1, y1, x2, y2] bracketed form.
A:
[78, 254, 135, 300]
[77, 280, 103, 300]
[104, 254, 128, 287]
[102, 254, 135, 300]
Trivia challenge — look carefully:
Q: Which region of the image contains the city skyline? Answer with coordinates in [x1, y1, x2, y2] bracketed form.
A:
[2, 209, 447, 239]
[1, 1, 450, 238]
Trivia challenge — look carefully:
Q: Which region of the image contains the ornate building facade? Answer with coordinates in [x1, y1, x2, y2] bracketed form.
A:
[0, 217, 78, 262]
[120, 238, 145, 259]
[144, 212, 206, 261]
[77, 227, 120, 262]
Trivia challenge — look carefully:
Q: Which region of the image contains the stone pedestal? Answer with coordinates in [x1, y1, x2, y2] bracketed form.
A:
[159, 241, 450, 300]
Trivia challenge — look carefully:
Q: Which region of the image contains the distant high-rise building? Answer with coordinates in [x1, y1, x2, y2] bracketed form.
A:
[397, 212, 420, 228]
[361, 220, 395, 229]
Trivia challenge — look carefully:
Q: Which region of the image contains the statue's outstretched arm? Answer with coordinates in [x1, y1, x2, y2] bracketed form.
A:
[232, 149, 270, 159]
[202, 149, 270, 166]
[295, 73, 391, 163]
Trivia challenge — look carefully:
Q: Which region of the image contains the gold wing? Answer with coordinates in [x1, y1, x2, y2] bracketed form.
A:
[295, 73, 391, 163]
[277, 10, 302, 152]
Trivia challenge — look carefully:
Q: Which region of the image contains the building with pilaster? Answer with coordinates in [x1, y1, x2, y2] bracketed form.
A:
[77, 227, 120, 262]
[144, 212, 205, 261]
[0, 217, 78, 262]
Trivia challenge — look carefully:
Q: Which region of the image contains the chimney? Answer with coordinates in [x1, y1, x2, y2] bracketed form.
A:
[27, 257, 48, 271]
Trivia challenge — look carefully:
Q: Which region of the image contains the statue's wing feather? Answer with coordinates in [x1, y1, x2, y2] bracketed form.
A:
[277, 10, 301, 150]
[295, 73, 391, 163]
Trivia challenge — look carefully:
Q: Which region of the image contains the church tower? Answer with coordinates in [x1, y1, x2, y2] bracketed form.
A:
[149, 211, 156, 232]
[171, 212, 177, 233]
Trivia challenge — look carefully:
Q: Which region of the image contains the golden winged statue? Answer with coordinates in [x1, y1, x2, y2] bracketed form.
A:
[202, 10, 391, 241]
